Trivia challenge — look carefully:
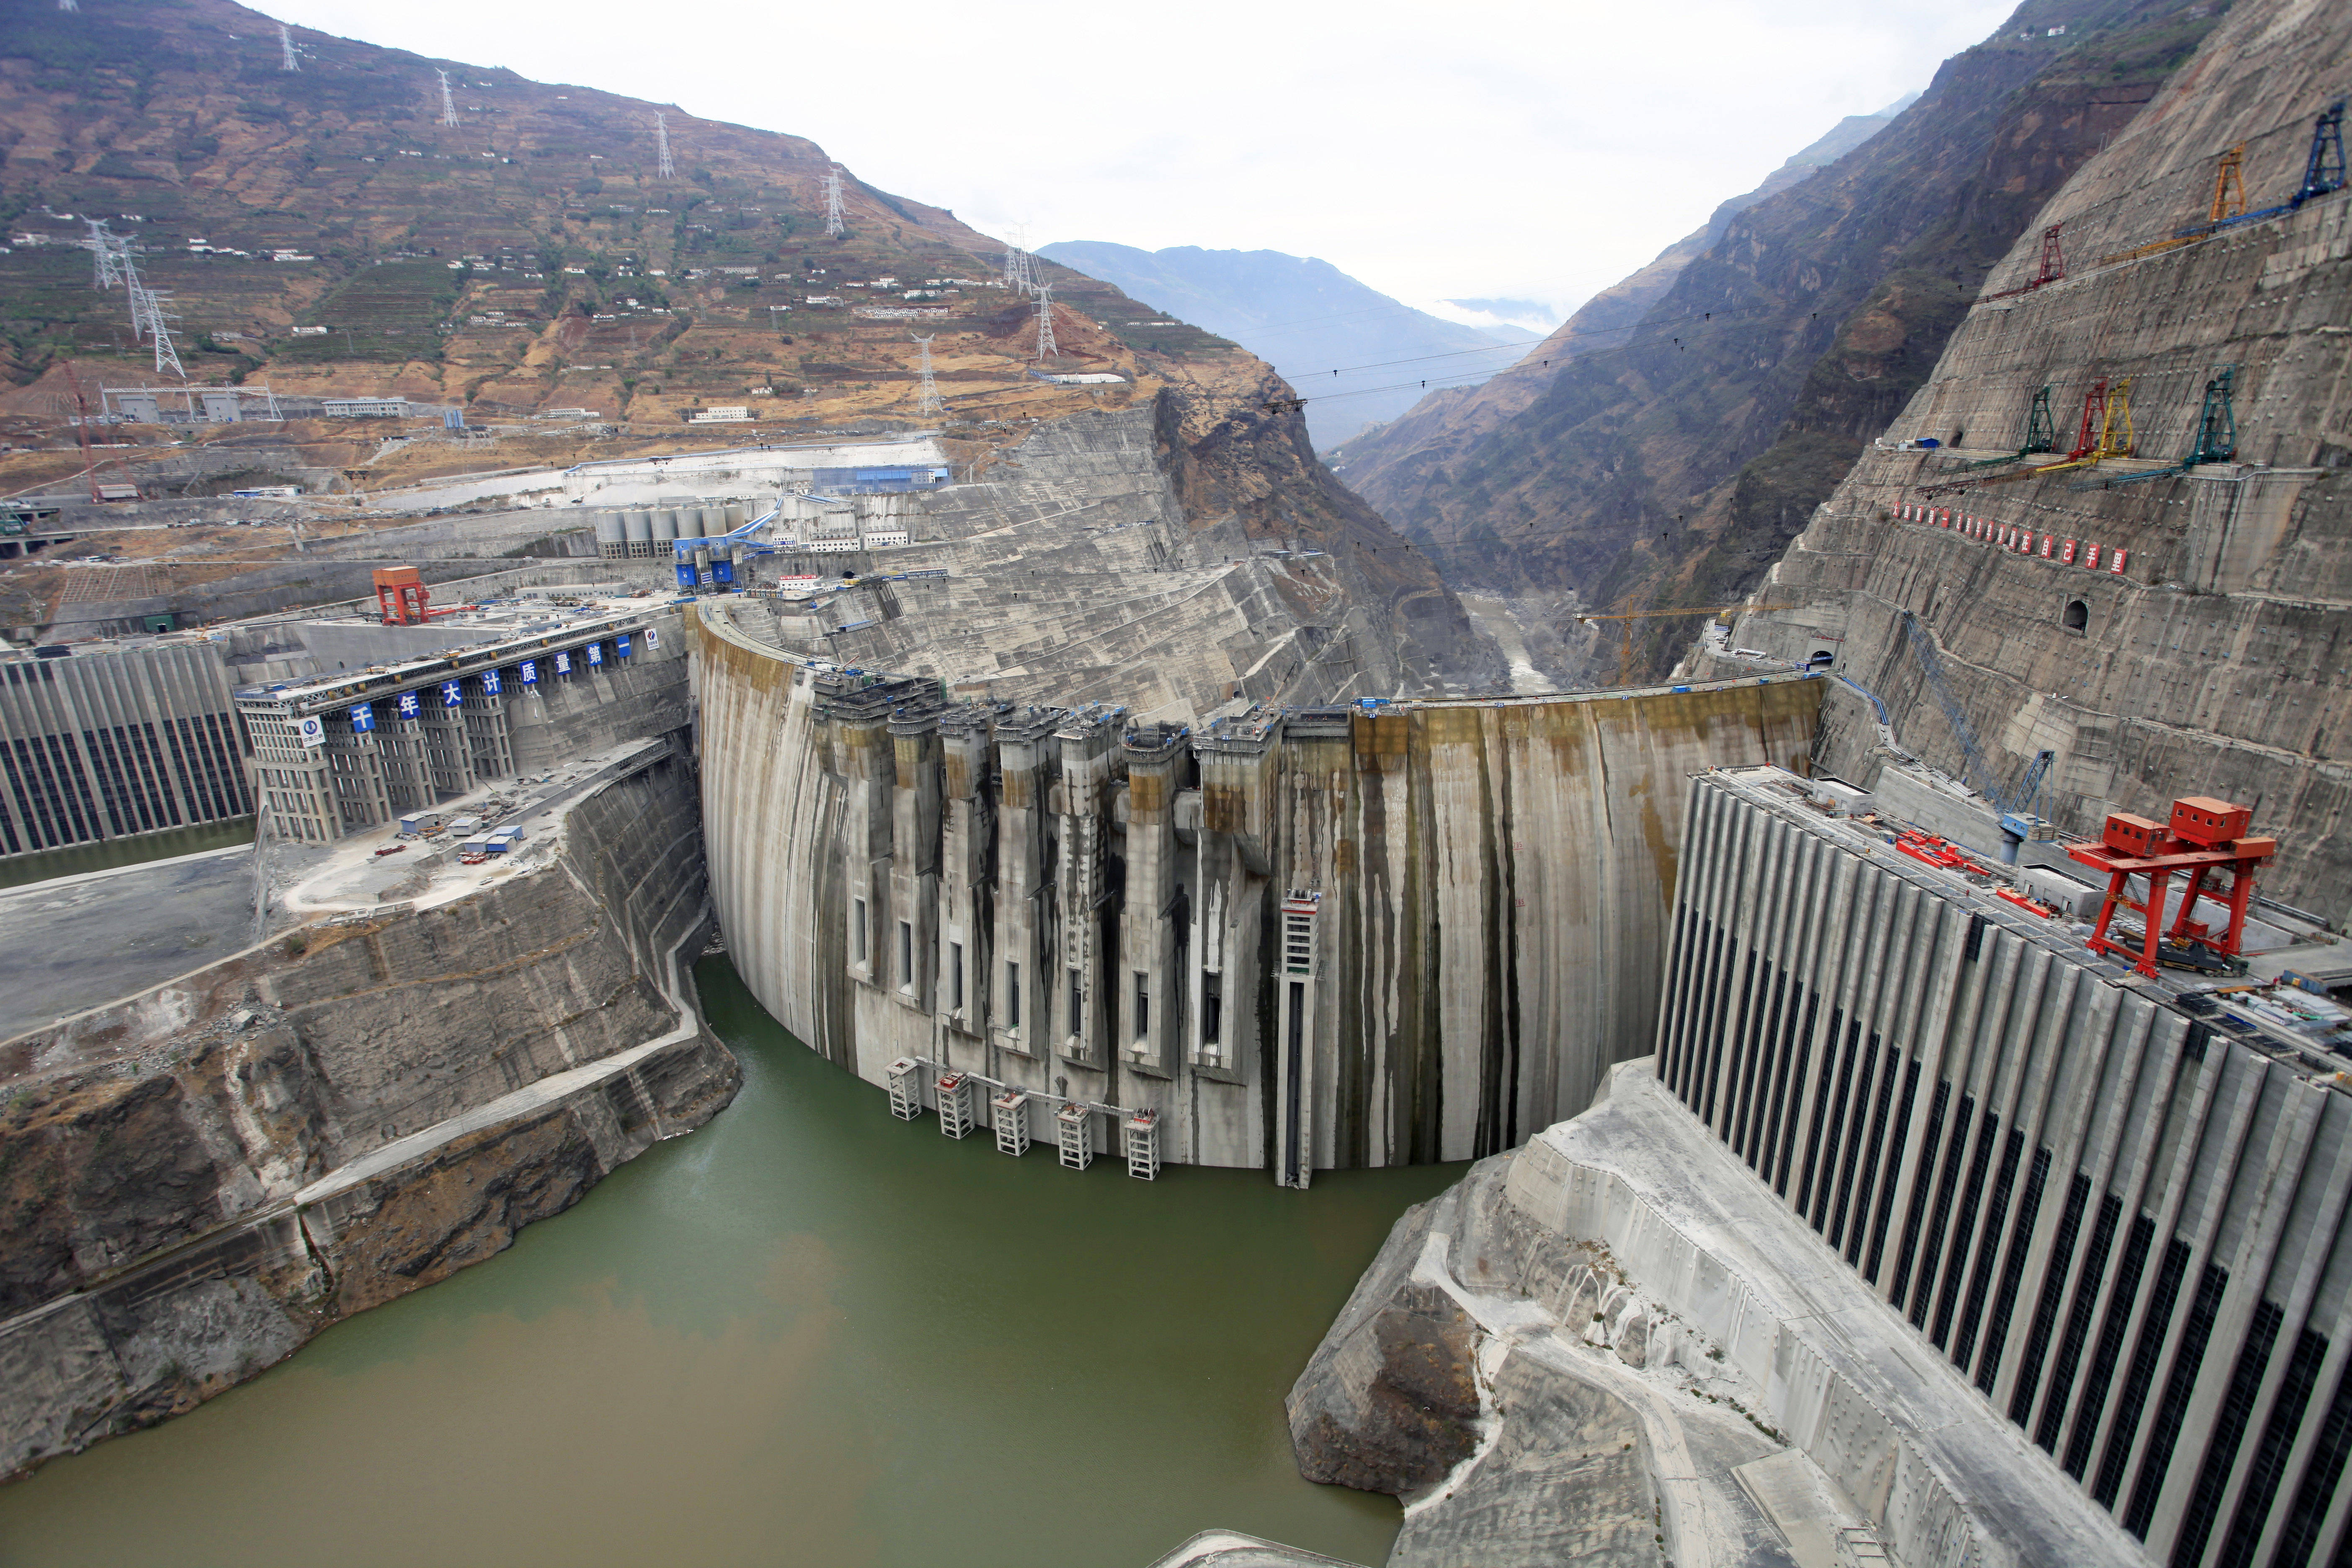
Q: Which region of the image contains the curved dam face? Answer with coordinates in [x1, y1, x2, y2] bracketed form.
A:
[694, 602, 1820, 1176]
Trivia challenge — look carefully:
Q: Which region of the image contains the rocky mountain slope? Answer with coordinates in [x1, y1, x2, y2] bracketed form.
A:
[1330, 0, 2231, 683]
[1036, 242, 1514, 450]
[1714, 0, 2351, 920]
[1327, 101, 1908, 516]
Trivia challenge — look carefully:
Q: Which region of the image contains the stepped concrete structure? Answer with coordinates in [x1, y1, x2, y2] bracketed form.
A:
[695, 580, 1818, 1175]
[1714, 0, 2352, 924]
[235, 596, 689, 844]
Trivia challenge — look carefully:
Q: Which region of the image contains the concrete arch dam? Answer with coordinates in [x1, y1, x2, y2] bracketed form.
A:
[693, 602, 1821, 1177]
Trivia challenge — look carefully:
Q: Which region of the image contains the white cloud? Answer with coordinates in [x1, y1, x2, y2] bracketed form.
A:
[263, 0, 2018, 314]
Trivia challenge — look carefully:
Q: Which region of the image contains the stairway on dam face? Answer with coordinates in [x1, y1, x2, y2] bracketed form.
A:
[1713, 0, 2352, 923]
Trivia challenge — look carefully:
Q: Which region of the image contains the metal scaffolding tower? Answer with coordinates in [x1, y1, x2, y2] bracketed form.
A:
[1032, 285, 1057, 362]
[935, 1071, 975, 1139]
[654, 113, 676, 181]
[279, 21, 299, 72]
[822, 168, 845, 237]
[999, 224, 1035, 294]
[992, 1090, 1031, 1156]
[1055, 1101, 1092, 1170]
[2209, 142, 2248, 223]
[1123, 1110, 1161, 1180]
[437, 69, 459, 128]
[87, 219, 123, 290]
[912, 335, 944, 415]
[2300, 100, 2347, 205]
[132, 279, 186, 379]
[886, 1056, 923, 1120]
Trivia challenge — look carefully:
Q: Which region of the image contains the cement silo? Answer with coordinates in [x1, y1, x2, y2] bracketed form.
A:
[623, 510, 654, 558]
[593, 512, 627, 560]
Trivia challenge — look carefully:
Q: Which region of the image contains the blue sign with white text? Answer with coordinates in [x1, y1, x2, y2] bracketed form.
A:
[481, 668, 501, 696]
[616, 634, 631, 658]
[587, 642, 603, 667]
[520, 660, 538, 685]
[441, 680, 462, 708]
[350, 703, 374, 733]
[397, 691, 419, 719]
[555, 651, 572, 675]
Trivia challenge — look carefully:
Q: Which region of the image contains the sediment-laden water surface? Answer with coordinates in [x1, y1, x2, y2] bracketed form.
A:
[0, 959, 1460, 1568]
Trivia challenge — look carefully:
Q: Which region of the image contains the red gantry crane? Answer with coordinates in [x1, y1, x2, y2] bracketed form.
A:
[2067, 796, 2277, 979]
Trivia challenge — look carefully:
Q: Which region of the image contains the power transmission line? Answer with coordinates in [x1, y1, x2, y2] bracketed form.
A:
[655, 112, 676, 181]
[823, 167, 845, 237]
[87, 219, 123, 290]
[279, 21, 298, 71]
[1033, 286, 1058, 361]
[437, 69, 459, 128]
[913, 335, 944, 415]
[1000, 224, 1034, 294]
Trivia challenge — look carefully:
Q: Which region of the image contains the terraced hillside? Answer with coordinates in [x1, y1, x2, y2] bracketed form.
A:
[0, 0, 1265, 431]
[0, 0, 1486, 686]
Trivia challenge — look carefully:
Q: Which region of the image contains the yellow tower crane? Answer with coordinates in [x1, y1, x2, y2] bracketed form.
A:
[1576, 604, 1797, 686]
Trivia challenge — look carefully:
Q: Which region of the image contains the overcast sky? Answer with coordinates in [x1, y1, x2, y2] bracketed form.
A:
[265, 0, 2019, 326]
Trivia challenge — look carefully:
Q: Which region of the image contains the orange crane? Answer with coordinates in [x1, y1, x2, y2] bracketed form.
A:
[62, 362, 103, 503]
[1576, 603, 1795, 685]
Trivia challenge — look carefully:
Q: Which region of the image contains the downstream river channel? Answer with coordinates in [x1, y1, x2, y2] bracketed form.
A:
[0, 960, 1462, 1568]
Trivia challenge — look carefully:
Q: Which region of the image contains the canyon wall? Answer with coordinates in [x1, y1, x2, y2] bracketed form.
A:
[696, 594, 1817, 1176]
[0, 743, 730, 1476]
[1333, 0, 2228, 683]
[1721, 0, 2352, 921]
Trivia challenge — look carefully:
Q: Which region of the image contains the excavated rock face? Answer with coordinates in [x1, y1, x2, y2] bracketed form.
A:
[0, 752, 736, 1477]
[1719, 0, 2352, 918]
[1152, 367, 1488, 695]
[1388, 1352, 1653, 1568]
[1287, 1153, 1670, 1566]
[1287, 1192, 1483, 1494]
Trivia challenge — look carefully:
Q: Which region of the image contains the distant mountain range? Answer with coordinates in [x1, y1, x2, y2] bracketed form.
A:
[1443, 298, 1563, 334]
[1034, 242, 1521, 450]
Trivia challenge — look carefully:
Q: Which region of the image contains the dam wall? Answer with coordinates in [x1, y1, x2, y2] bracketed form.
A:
[0, 743, 732, 1476]
[693, 598, 1818, 1174]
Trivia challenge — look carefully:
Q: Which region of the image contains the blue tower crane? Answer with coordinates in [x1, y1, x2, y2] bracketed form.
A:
[1896, 611, 2055, 859]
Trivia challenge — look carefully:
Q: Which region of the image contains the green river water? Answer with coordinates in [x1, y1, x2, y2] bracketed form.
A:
[0, 959, 1462, 1568]
[0, 818, 255, 891]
